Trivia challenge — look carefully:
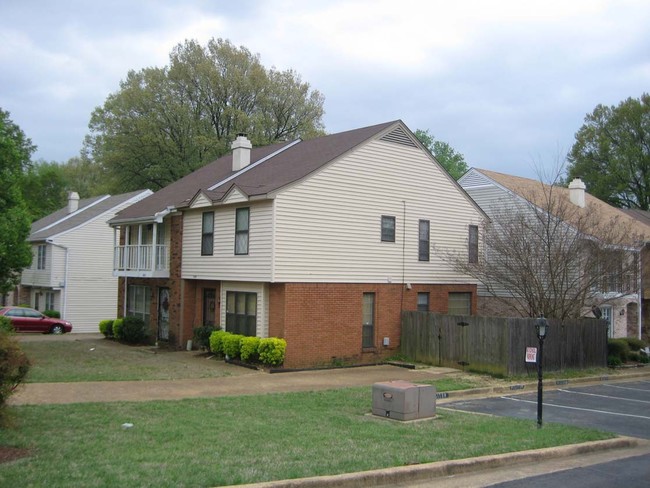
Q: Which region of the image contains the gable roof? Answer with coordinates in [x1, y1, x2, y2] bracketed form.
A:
[29, 190, 152, 242]
[468, 168, 650, 243]
[109, 121, 402, 224]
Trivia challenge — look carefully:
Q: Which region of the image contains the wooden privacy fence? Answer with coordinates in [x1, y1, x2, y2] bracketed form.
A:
[401, 312, 608, 376]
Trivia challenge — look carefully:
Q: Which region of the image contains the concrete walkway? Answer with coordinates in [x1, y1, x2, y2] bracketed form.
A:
[9, 364, 460, 405]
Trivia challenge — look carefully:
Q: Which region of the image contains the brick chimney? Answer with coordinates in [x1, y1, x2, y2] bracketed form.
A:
[67, 191, 80, 214]
[568, 177, 586, 208]
[231, 133, 252, 171]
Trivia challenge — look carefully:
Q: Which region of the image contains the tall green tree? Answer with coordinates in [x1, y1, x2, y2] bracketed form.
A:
[414, 129, 468, 180]
[20, 160, 68, 220]
[567, 93, 650, 210]
[0, 109, 34, 294]
[89, 38, 325, 192]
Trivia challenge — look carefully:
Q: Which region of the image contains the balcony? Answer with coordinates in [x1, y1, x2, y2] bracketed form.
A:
[113, 244, 169, 278]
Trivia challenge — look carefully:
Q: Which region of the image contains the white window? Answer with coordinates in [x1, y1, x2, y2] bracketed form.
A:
[601, 305, 613, 338]
[381, 216, 395, 242]
[37, 244, 47, 270]
[235, 207, 250, 255]
[45, 292, 55, 311]
[127, 285, 152, 326]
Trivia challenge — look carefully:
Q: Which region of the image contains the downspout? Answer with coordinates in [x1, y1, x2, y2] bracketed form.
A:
[46, 240, 69, 320]
[639, 245, 644, 341]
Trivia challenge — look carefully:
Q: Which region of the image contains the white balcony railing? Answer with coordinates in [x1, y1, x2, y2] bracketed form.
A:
[113, 244, 169, 276]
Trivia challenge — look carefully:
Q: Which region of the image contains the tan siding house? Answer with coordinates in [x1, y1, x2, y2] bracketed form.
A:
[109, 121, 486, 367]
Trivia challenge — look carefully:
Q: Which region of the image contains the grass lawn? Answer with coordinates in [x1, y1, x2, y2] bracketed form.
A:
[0, 388, 613, 488]
[19, 338, 245, 382]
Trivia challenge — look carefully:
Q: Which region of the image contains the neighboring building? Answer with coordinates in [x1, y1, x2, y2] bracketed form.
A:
[622, 208, 650, 342]
[109, 121, 486, 368]
[459, 168, 650, 339]
[18, 190, 153, 332]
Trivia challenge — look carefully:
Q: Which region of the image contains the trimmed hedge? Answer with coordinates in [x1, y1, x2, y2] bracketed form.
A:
[121, 316, 148, 344]
[99, 319, 114, 338]
[43, 310, 60, 318]
[240, 336, 261, 362]
[623, 337, 646, 352]
[112, 318, 125, 340]
[209, 330, 228, 355]
[258, 338, 287, 366]
[208, 330, 286, 366]
[223, 334, 244, 359]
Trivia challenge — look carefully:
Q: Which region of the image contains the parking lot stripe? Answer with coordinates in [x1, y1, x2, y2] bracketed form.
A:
[602, 384, 650, 393]
[500, 396, 650, 420]
[556, 389, 650, 404]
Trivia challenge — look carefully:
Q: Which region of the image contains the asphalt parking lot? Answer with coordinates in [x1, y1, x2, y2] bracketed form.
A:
[444, 380, 650, 439]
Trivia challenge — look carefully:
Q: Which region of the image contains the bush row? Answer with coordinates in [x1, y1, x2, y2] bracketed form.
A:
[98, 317, 148, 344]
[607, 337, 648, 367]
[209, 330, 286, 366]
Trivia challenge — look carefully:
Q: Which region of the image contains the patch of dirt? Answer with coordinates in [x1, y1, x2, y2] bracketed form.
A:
[0, 446, 31, 464]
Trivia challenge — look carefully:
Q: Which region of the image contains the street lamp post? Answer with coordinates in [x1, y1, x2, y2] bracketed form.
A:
[535, 316, 549, 429]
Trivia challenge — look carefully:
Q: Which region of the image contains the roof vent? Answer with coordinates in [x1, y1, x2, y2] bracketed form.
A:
[568, 177, 586, 208]
[380, 127, 418, 148]
[231, 134, 252, 171]
[67, 191, 80, 214]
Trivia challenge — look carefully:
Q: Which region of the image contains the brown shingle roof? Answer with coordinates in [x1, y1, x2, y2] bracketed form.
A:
[475, 168, 650, 243]
[110, 121, 399, 223]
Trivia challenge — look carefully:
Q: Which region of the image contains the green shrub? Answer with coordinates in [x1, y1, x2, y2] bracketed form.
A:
[258, 338, 287, 366]
[121, 316, 148, 344]
[112, 318, 125, 340]
[628, 351, 641, 362]
[607, 338, 631, 363]
[607, 355, 622, 368]
[42, 310, 60, 318]
[240, 336, 261, 362]
[623, 337, 646, 352]
[98, 319, 114, 338]
[209, 330, 228, 355]
[193, 325, 219, 351]
[639, 351, 649, 364]
[222, 334, 244, 359]
[0, 316, 14, 333]
[0, 330, 30, 425]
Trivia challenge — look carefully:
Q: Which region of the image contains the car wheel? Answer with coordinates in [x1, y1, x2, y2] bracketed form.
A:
[51, 324, 65, 335]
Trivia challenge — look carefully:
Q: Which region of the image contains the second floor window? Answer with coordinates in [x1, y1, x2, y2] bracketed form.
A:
[37, 244, 46, 270]
[235, 207, 250, 255]
[201, 212, 214, 256]
[418, 220, 430, 261]
[469, 225, 479, 263]
[381, 215, 395, 242]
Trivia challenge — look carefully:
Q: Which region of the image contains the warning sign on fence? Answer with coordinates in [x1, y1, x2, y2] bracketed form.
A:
[525, 347, 537, 363]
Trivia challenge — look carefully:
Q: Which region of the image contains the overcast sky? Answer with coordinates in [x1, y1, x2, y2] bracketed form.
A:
[1, 0, 649, 179]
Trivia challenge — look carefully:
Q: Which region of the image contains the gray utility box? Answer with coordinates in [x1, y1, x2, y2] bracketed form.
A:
[372, 380, 436, 420]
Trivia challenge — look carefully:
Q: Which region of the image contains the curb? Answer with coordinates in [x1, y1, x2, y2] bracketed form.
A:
[231, 437, 644, 487]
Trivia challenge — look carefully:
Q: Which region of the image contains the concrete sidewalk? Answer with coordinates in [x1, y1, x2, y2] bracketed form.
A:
[9, 364, 460, 405]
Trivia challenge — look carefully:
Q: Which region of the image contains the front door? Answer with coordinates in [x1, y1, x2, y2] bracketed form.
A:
[158, 287, 170, 341]
[203, 288, 216, 327]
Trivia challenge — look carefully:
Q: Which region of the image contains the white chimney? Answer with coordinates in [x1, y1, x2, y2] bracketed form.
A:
[231, 133, 252, 171]
[67, 191, 80, 214]
[568, 177, 586, 208]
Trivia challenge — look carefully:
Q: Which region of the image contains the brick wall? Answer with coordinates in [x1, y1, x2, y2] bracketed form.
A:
[275, 282, 477, 369]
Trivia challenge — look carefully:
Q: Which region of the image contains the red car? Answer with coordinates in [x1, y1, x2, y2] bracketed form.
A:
[0, 306, 73, 334]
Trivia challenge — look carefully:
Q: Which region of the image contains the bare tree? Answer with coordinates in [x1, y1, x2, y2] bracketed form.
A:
[451, 172, 644, 320]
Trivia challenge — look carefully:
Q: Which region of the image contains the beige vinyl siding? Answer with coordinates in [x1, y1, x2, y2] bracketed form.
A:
[273, 139, 483, 283]
[220, 281, 269, 337]
[182, 201, 273, 281]
[190, 193, 212, 208]
[55, 215, 120, 332]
